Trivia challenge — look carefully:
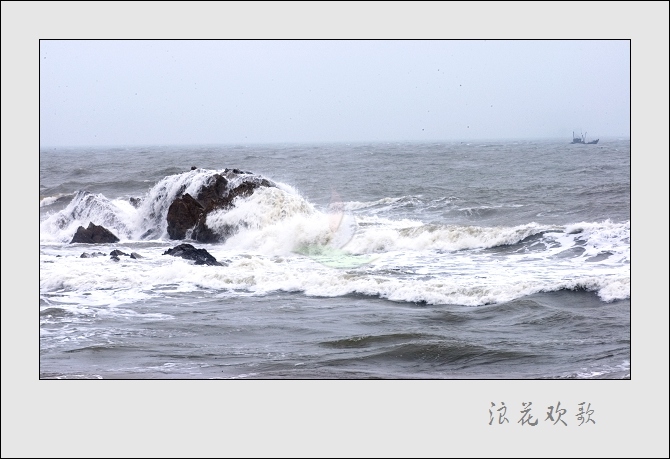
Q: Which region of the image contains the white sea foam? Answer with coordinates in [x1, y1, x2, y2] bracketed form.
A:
[40, 194, 68, 207]
[574, 360, 630, 379]
[346, 219, 554, 253]
[563, 220, 630, 262]
[40, 191, 136, 243]
[40, 235, 630, 307]
[344, 196, 419, 212]
[39, 168, 630, 306]
[206, 186, 359, 256]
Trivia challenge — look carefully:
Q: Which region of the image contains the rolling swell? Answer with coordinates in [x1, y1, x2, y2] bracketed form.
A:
[321, 332, 435, 348]
[323, 339, 539, 369]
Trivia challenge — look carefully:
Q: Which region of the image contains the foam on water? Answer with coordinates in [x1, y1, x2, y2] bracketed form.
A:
[39, 168, 630, 306]
[40, 193, 74, 207]
[206, 186, 332, 255]
[347, 218, 553, 253]
[40, 236, 630, 308]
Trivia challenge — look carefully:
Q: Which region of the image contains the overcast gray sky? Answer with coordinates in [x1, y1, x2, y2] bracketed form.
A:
[39, 39, 630, 147]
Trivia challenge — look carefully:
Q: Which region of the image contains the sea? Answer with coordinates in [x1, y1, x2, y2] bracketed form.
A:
[39, 139, 631, 379]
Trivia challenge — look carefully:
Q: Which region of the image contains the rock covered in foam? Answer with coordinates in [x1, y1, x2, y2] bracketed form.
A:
[166, 169, 273, 243]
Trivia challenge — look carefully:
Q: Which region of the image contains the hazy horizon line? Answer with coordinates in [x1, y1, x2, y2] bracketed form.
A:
[39, 135, 631, 150]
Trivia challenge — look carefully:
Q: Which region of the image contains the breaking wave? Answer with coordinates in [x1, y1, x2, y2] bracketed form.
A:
[39, 168, 630, 305]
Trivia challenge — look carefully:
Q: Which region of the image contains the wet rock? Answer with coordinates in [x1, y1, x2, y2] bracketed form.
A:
[130, 252, 143, 259]
[165, 170, 274, 243]
[166, 193, 204, 240]
[162, 243, 223, 266]
[194, 174, 229, 212]
[70, 223, 120, 244]
[110, 250, 129, 257]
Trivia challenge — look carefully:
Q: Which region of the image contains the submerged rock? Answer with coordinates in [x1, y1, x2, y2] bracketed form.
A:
[162, 243, 223, 266]
[80, 251, 106, 258]
[70, 223, 120, 244]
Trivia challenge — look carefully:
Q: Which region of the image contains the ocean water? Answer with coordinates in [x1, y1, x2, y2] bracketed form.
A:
[39, 139, 630, 379]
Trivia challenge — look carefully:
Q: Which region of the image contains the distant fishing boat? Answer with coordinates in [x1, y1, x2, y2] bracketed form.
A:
[571, 131, 585, 144]
[571, 131, 599, 144]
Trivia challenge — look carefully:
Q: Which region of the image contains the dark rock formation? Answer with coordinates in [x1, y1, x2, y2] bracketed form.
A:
[70, 223, 120, 244]
[194, 174, 229, 212]
[166, 193, 204, 239]
[110, 250, 129, 257]
[190, 221, 224, 243]
[129, 197, 142, 208]
[130, 252, 143, 259]
[162, 243, 223, 266]
[80, 251, 106, 258]
[165, 170, 273, 243]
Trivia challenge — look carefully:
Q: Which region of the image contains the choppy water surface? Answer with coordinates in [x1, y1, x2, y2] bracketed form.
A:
[40, 139, 630, 378]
